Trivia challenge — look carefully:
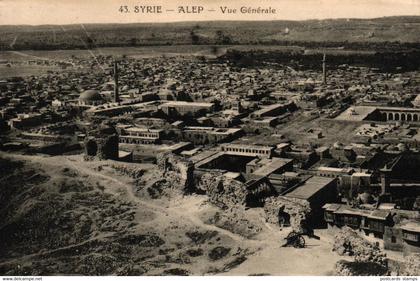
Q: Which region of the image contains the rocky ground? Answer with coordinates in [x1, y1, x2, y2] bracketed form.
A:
[0, 152, 357, 275]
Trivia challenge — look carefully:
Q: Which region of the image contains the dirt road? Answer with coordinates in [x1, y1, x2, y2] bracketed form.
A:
[1, 152, 345, 275]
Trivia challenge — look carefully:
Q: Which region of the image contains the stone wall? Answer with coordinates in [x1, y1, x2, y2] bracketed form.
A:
[84, 123, 119, 161]
[264, 196, 312, 233]
[198, 172, 248, 209]
[156, 152, 194, 192]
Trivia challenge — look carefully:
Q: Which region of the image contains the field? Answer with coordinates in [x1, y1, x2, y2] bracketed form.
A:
[0, 46, 228, 61]
[0, 17, 419, 51]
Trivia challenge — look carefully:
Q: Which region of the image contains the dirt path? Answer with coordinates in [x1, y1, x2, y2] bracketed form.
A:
[63, 157, 257, 244]
[221, 228, 347, 276]
[1, 153, 343, 275]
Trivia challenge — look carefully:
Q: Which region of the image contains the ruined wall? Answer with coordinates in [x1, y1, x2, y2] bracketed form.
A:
[264, 196, 312, 232]
[84, 124, 119, 161]
[384, 226, 404, 252]
[156, 152, 194, 192]
[198, 172, 248, 209]
[130, 153, 195, 199]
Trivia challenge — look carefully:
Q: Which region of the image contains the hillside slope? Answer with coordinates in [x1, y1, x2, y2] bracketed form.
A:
[0, 17, 419, 51]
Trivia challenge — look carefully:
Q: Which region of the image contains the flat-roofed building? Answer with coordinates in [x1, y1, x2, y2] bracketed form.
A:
[316, 166, 354, 178]
[159, 101, 214, 118]
[118, 126, 163, 144]
[250, 102, 296, 118]
[8, 113, 42, 129]
[284, 176, 338, 224]
[181, 126, 243, 145]
[220, 143, 274, 159]
[120, 142, 192, 162]
[322, 203, 392, 238]
[247, 157, 293, 178]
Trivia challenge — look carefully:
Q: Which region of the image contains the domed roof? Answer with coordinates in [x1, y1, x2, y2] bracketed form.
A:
[79, 90, 103, 101]
[358, 192, 373, 204]
[412, 95, 420, 107]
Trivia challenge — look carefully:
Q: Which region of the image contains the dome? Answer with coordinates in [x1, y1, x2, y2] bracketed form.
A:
[79, 90, 103, 102]
[412, 95, 420, 108]
[358, 192, 374, 204]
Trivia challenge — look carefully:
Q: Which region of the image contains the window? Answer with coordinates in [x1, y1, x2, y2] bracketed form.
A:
[325, 212, 334, 222]
[402, 231, 419, 242]
[391, 236, 396, 243]
[343, 215, 359, 226]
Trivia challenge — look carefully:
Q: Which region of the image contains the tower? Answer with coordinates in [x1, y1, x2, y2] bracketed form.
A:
[322, 53, 327, 85]
[378, 165, 392, 205]
[113, 60, 120, 103]
[380, 165, 391, 195]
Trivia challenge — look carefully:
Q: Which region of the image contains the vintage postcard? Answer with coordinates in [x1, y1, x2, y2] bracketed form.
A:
[0, 0, 419, 278]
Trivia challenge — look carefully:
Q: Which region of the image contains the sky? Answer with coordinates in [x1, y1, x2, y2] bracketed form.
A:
[0, 0, 419, 25]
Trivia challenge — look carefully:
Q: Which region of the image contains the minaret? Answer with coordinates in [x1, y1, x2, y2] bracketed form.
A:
[113, 61, 120, 103]
[380, 165, 391, 195]
[322, 53, 327, 85]
[377, 164, 392, 205]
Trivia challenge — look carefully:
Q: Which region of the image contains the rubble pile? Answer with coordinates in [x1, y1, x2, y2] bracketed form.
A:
[264, 196, 311, 232]
[112, 164, 145, 179]
[332, 226, 387, 267]
[333, 226, 389, 275]
[400, 253, 420, 275]
[203, 208, 262, 238]
[334, 260, 388, 276]
[199, 172, 248, 208]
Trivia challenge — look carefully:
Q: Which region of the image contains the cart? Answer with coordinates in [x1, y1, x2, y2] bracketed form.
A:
[281, 231, 306, 248]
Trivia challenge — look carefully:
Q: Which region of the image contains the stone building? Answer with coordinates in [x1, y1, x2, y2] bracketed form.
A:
[84, 123, 119, 160]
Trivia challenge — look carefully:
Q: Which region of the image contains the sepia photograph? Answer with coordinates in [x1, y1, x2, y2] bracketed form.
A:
[0, 0, 419, 278]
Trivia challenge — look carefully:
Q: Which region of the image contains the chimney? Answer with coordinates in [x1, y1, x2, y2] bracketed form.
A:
[322, 53, 327, 85]
[114, 61, 120, 103]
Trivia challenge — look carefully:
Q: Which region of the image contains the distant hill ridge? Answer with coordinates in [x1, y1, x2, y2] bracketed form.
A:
[0, 16, 419, 51]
